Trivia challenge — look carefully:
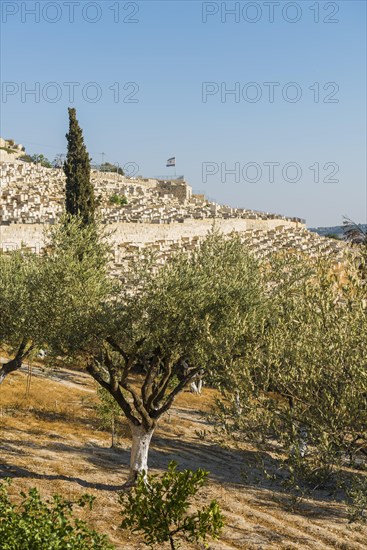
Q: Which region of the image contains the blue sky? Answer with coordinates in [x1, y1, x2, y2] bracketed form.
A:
[1, 0, 366, 226]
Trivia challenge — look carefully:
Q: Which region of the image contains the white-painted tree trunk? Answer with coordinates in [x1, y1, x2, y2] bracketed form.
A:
[290, 425, 308, 458]
[235, 391, 243, 415]
[190, 377, 203, 394]
[127, 423, 154, 484]
[0, 365, 14, 385]
[190, 381, 199, 393]
[299, 426, 308, 458]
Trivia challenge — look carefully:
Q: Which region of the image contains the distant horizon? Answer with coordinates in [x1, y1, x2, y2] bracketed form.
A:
[309, 223, 367, 231]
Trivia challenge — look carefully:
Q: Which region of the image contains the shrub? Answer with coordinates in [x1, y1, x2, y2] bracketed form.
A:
[119, 461, 224, 549]
[325, 233, 341, 240]
[347, 476, 367, 523]
[94, 385, 124, 447]
[100, 162, 124, 176]
[19, 154, 33, 163]
[19, 154, 52, 168]
[0, 479, 115, 549]
[109, 194, 128, 206]
[32, 154, 53, 168]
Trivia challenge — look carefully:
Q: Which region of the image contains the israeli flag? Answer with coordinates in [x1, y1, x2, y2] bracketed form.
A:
[166, 157, 176, 167]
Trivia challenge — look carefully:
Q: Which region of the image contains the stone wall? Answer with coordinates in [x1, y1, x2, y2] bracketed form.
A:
[156, 180, 192, 201]
[0, 218, 345, 273]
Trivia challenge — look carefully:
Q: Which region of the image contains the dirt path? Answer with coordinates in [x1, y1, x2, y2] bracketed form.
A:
[0, 355, 93, 392]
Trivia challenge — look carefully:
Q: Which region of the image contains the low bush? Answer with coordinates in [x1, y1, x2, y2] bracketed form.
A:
[0, 479, 115, 549]
[120, 461, 224, 549]
[109, 194, 128, 206]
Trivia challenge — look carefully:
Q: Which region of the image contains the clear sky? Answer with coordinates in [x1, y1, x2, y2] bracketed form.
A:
[1, 0, 366, 226]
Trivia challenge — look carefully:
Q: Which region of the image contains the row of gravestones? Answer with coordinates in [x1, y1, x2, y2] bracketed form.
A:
[109, 225, 345, 280]
[0, 161, 306, 226]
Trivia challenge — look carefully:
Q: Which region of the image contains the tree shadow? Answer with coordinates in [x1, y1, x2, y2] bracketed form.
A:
[0, 461, 125, 491]
[31, 408, 99, 429]
[0, 433, 350, 520]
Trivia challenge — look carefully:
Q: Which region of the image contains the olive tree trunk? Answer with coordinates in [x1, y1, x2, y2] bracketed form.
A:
[127, 422, 155, 484]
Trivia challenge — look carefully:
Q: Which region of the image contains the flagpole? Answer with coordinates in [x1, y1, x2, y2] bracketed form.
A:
[166, 157, 176, 179]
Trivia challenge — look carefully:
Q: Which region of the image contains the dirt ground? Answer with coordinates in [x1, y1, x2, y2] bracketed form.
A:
[0, 363, 366, 549]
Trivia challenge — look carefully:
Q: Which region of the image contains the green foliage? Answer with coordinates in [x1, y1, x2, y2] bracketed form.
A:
[0, 250, 39, 352]
[95, 386, 122, 428]
[343, 219, 367, 283]
[101, 162, 124, 176]
[120, 461, 224, 549]
[114, 232, 264, 380]
[213, 253, 367, 489]
[34, 154, 52, 168]
[0, 249, 50, 381]
[0, 216, 114, 383]
[46, 230, 266, 478]
[33, 215, 115, 357]
[19, 154, 52, 167]
[64, 108, 95, 225]
[0, 227, 267, 479]
[95, 386, 123, 447]
[343, 218, 367, 245]
[109, 194, 128, 206]
[346, 476, 367, 523]
[0, 479, 114, 549]
[19, 154, 33, 162]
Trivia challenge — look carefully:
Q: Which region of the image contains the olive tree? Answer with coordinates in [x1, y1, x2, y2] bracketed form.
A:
[84, 232, 265, 484]
[0, 251, 40, 383]
[214, 253, 367, 485]
[30, 216, 113, 358]
[39, 226, 264, 483]
[1, 222, 265, 485]
[0, 216, 112, 384]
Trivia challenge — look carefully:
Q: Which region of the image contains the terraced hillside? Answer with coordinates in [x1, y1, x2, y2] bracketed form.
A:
[0, 158, 346, 265]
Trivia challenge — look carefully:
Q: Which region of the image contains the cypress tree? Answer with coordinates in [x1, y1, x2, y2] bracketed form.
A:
[64, 108, 95, 225]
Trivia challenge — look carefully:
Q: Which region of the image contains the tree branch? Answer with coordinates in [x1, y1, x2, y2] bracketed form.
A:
[151, 366, 204, 419]
[106, 337, 129, 362]
[86, 359, 140, 426]
[0, 338, 33, 385]
[123, 382, 153, 429]
[141, 351, 161, 407]
[148, 355, 172, 411]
